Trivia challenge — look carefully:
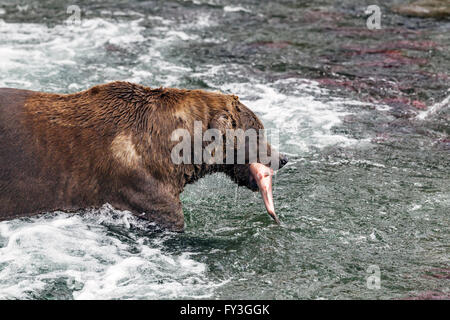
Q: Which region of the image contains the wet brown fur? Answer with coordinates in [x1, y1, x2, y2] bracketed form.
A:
[0, 81, 280, 231]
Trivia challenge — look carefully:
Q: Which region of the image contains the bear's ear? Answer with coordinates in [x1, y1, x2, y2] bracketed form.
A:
[210, 112, 235, 133]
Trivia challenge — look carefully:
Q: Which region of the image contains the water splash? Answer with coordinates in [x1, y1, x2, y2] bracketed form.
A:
[0, 205, 226, 300]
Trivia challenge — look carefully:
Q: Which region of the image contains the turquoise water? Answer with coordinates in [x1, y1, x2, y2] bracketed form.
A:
[0, 0, 448, 299]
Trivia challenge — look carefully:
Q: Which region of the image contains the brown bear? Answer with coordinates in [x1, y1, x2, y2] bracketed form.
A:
[0, 81, 287, 231]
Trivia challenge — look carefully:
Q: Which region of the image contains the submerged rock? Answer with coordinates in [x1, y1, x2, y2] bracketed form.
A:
[393, 0, 450, 18]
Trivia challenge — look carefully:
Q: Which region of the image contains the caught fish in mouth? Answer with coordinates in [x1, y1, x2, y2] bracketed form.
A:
[249, 162, 280, 224]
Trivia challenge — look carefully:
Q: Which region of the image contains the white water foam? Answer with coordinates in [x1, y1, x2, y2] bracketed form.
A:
[0, 205, 224, 300]
[192, 67, 366, 154]
[0, 18, 146, 91]
[223, 6, 251, 13]
[416, 90, 450, 120]
[229, 82, 357, 153]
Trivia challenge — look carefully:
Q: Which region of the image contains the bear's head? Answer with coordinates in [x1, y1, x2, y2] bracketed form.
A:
[168, 90, 288, 223]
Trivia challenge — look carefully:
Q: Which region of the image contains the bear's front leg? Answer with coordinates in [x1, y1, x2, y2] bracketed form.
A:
[111, 175, 185, 232]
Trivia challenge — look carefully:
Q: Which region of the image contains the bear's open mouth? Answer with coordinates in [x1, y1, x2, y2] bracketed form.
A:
[249, 163, 280, 224]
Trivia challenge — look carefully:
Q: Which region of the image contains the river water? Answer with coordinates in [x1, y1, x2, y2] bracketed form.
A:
[0, 0, 449, 299]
